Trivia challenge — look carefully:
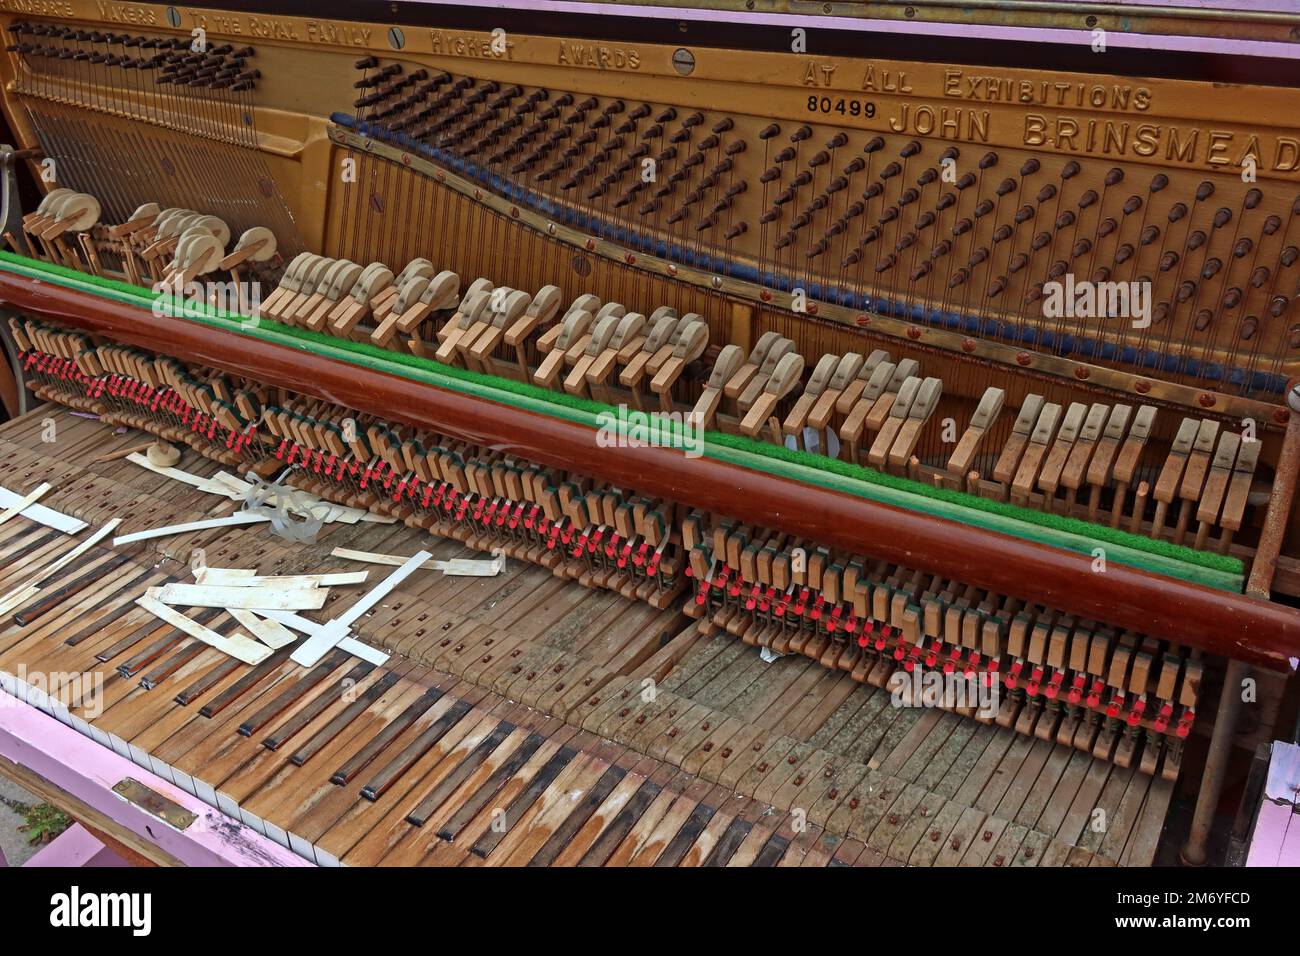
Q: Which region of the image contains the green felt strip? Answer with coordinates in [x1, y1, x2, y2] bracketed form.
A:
[0, 250, 1244, 590]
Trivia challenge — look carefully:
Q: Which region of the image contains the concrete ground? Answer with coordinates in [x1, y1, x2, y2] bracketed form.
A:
[0, 775, 41, 867]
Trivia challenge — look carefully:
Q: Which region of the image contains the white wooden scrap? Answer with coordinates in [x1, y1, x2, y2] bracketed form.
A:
[0, 519, 122, 616]
[289, 550, 430, 667]
[156, 582, 328, 611]
[0, 485, 86, 533]
[135, 590, 271, 666]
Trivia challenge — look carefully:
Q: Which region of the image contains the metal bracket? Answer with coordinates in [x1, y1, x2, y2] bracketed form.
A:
[111, 778, 198, 831]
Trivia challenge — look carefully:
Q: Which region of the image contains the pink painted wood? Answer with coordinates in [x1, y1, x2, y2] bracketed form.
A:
[0, 688, 311, 867]
[1246, 741, 1300, 867]
[23, 823, 129, 868]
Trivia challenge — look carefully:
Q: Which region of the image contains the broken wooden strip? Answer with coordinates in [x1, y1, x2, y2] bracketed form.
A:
[0, 519, 122, 616]
[0, 482, 51, 529]
[290, 550, 431, 667]
[0, 485, 86, 533]
[112, 512, 271, 546]
[156, 583, 328, 611]
[196, 567, 369, 588]
[227, 609, 298, 650]
[331, 547, 505, 576]
[258, 610, 389, 666]
[135, 592, 271, 666]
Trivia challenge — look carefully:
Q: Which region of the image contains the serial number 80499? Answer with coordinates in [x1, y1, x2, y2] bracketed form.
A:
[806, 96, 877, 118]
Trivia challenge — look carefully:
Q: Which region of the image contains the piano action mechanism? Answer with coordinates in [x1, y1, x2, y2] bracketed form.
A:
[0, 0, 1297, 867]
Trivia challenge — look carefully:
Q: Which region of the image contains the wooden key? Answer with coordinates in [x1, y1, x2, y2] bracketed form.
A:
[888, 376, 942, 473]
[947, 387, 1004, 489]
[1194, 431, 1240, 551]
[1151, 417, 1199, 538]
[1218, 435, 1260, 553]
[1107, 405, 1155, 527]
[691, 345, 744, 430]
[533, 305, 595, 389]
[1058, 402, 1109, 516]
[299, 260, 362, 329]
[434, 288, 494, 363]
[783, 353, 840, 443]
[1037, 402, 1087, 512]
[620, 312, 684, 406]
[328, 262, 396, 334]
[991, 394, 1044, 497]
[650, 317, 708, 411]
[867, 375, 921, 469]
[739, 352, 805, 440]
[259, 252, 316, 319]
[1010, 402, 1062, 506]
[586, 311, 647, 402]
[723, 331, 783, 402]
[1173, 419, 1220, 545]
[564, 312, 622, 396]
[373, 258, 436, 325]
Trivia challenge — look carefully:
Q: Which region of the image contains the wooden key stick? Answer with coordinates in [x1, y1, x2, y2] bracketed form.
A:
[372, 258, 436, 325]
[300, 260, 362, 329]
[690, 344, 744, 430]
[888, 376, 943, 471]
[805, 352, 864, 450]
[947, 387, 1005, 489]
[1151, 417, 1199, 538]
[619, 313, 681, 407]
[782, 353, 839, 443]
[739, 352, 804, 439]
[1173, 419, 1220, 545]
[1011, 402, 1062, 506]
[736, 337, 796, 412]
[1107, 405, 1155, 527]
[260, 252, 315, 319]
[867, 375, 921, 469]
[1194, 431, 1240, 551]
[586, 311, 647, 402]
[991, 394, 1044, 498]
[470, 285, 561, 373]
[723, 331, 782, 401]
[564, 312, 622, 396]
[1059, 402, 1109, 515]
[838, 360, 896, 463]
[434, 288, 494, 363]
[533, 306, 594, 389]
[455, 288, 532, 369]
[1218, 436, 1261, 554]
[281, 256, 336, 326]
[650, 317, 708, 412]
[1037, 402, 1087, 512]
[327, 262, 395, 332]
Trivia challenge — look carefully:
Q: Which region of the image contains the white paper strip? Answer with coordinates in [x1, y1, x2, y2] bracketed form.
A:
[112, 512, 270, 545]
[0, 485, 87, 533]
[330, 547, 505, 576]
[157, 582, 327, 611]
[135, 593, 271, 665]
[196, 568, 368, 588]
